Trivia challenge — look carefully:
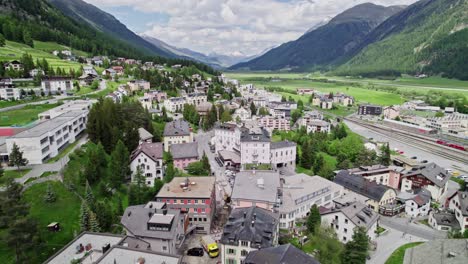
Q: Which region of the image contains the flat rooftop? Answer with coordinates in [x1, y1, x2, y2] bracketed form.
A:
[149, 213, 174, 225]
[96, 246, 180, 264]
[232, 171, 280, 204]
[10, 111, 85, 138]
[44, 232, 123, 264]
[156, 176, 215, 198]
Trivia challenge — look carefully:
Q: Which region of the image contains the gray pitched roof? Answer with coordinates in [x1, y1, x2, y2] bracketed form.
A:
[270, 140, 296, 150]
[402, 163, 450, 188]
[163, 119, 191, 136]
[431, 212, 459, 228]
[130, 142, 163, 162]
[334, 170, 394, 202]
[240, 127, 271, 142]
[322, 202, 379, 230]
[453, 191, 468, 216]
[170, 142, 198, 159]
[403, 239, 468, 264]
[244, 244, 320, 264]
[138, 127, 153, 141]
[220, 207, 278, 248]
[121, 205, 181, 240]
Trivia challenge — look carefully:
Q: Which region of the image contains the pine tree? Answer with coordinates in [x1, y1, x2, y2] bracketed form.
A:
[109, 140, 130, 188]
[250, 102, 257, 116]
[313, 155, 325, 175]
[342, 227, 369, 264]
[306, 204, 321, 235]
[201, 152, 211, 173]
[79, 200, 90, 232]
[88, 211, 100, 232]
[85, 181, 95, 211]
[379, 143, 391, 166]
[0, 33, 5, 47]
[165, 163, 175, 183]
[43, 183, 56, 203]
[301, 141, 312, 169]
[9, 143, 28, 170]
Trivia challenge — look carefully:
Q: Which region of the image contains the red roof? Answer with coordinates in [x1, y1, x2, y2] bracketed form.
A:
[0, 128, 15, 137]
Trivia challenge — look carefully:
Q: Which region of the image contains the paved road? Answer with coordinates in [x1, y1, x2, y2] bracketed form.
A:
[195, 130, 232, 199]
[368, 225, 426, 264]
[379, 216, 446, 240]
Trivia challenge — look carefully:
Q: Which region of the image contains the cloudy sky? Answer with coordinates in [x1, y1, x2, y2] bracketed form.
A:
[83, 0, 417, 57]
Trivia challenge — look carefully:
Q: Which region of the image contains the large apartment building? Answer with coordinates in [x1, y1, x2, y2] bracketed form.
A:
[6, 109, 88, 164]
[163, 120, 193, 152]
[130, 142, 165, 186]
[41, 76, 74, 95]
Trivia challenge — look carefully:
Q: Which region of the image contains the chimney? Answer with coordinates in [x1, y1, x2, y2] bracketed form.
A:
[148, 212, 153, 218]
[253, 213, 257, 221]
[244, 212, 247, 219]
[163, 209, 168, 215]
[102, 243, 110, 254]
[251, 220, 255, 227]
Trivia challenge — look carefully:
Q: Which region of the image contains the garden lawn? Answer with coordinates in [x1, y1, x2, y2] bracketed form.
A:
[385, 242, 424, 264]
[0, 169, 31, 186]
[0, 103, 60, 126]
[22, 181, 81, 262]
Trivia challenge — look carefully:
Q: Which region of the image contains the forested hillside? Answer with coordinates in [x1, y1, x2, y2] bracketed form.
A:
[0, 0, 218, 75]
[231, 3, 404, 71]
[336, 0, 468, 80]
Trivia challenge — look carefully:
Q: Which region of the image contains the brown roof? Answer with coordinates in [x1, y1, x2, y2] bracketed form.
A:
[131, 142, 163, 162]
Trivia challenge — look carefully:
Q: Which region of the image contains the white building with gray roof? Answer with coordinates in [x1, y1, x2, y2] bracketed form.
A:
[279, 174, 343, 229]
[6, 110, 88, 164]
[220, 206, 279, 264]
[320, 201, 379, 243]
[163, 119, 193, 152]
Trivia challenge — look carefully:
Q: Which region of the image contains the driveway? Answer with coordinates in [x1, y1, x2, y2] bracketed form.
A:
[179, 233, 220, 264]
[367, 225, 426, 264]
[379, 216, 446, 240]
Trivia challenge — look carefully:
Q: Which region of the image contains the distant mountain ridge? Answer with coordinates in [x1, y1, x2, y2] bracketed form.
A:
[142, 35, 270, 68]
[48, 0, 177, 58]
[231, 3, 405, 71]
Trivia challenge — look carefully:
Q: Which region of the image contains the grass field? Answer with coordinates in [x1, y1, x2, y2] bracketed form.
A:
[34, 41, 89, 58]
[0, 169, 31, 186]
[0, 41, 84, 71]
[385, 242, 424, 264]
[226, 72, 405, 105]
[22, 181, 81, 262]
[0, 103, 60, 126]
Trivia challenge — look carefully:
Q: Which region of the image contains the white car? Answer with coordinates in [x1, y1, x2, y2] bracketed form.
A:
[459, 175, 468, 180]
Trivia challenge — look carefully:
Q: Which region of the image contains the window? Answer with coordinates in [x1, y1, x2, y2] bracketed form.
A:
[343, 236, 347, 242]
[241, 250, 249, 257]
[195, 199, 199, 204]
[227, 259, 236, 264]
[345, 219, 348, 224]
[335, 215, 338, 220]
[162, 246, 167, 251]
[202, 208, 205, 213]
[228, 248, 235, 254]
[241, 241, 248, 247]
[344, 228, 348, 233]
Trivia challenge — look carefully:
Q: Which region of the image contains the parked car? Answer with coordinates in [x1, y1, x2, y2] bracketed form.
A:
[187, 247, 204, 257]
[459, 175, 468, 180]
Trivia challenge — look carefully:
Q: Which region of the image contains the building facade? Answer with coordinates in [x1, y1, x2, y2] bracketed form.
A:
[163, 120, 193, 152]
[155, 177, 216, 233]
[41, 76, 74, 95]
[130, 142, 165, 186]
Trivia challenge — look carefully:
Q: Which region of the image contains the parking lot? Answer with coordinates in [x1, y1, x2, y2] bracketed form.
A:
[180, 234, 220, 264]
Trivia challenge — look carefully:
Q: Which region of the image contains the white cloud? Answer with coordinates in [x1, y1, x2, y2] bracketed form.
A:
[84, 0, 418, 56]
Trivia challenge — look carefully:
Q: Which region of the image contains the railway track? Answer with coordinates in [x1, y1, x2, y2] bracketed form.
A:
[345, 118, 468, 165]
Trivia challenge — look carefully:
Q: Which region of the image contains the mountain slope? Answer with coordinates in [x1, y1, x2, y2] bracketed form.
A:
[337, 0, 468, 79]
[48, 0, 176, 58]
[231, 3, 405, 71]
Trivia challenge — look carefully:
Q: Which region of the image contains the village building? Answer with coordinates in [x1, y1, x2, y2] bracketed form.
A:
[244, 244, 320, 264]
[41, 76, 74, 95]
[383, 106, 400, 119]
[334, 171, 397, 213]
[128, 80, 151, 92]
[163, 119, 193, 152]
[320, 201, 379, 243]
[170, 142, 199, 170]
[220, 206, 279, 264]
[231, 171, 281, 211]
[121, 202, 186, 255]
[4, 60, 23, 71]
[279, 174, 343, 228]
[400, 163, 450, 202]
[447, 191, 468, 233]
[306, 120, 331, 134]
[257, 116, 291, 131]
[155, 177, 216, 233]
[130, 142, 164, 186]
[358, 104, 382, 116]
